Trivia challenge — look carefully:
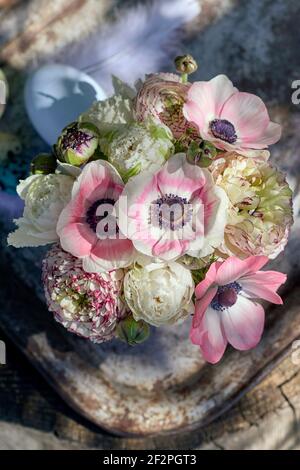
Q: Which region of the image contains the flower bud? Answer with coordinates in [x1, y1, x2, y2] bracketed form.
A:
[201, 141, 218, 160]
[116, 315, 150, 346]
[186, 140, 216, 167]
[54, 122, 99, 166]
[198, 155, 213, 168]
[30, 153, 57, 175]
[175, 54, 198, 75]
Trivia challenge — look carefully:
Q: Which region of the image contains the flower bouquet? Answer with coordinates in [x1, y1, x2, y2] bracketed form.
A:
[8, 55, 293, 363]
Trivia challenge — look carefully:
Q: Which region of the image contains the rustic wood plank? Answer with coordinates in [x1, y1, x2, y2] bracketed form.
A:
[198, 353, 300, 450]
[2, 319, 300, 449]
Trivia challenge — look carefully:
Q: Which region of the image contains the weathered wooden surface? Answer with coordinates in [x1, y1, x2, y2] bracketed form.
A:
[1, 0, 300, 446]
[2, 320, 300, 449]
[1, 234, 299, 437]
[200, 353, 300, 450]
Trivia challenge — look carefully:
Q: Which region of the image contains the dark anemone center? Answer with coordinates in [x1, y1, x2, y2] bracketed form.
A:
[211, 282, 241, 311]
[149, 193, 193, 231]
[61, 124, 93, 151]
[86, 198, 117, 233]
[210, 119, 237, 144]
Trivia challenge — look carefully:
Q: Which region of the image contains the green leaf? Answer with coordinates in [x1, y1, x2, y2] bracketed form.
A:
[148, 122, 172, 141]
[89, 147, 108, 161]
[121, 163, 142, 183]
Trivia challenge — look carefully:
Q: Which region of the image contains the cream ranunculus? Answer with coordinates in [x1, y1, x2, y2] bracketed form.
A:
[211, 153, 293, 259]
[124, 261, 194, 327]
[7, 173, 74, 247]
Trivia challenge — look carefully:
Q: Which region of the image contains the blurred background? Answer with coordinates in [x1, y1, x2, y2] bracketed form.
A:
[0, 0, 300, 450]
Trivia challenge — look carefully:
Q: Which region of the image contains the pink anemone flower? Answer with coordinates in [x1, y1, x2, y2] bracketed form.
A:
[117, 153, 228, 261]
[57, 160, 135, 273]
[190, 256, 287, 363]
[183, 75, 281, 155]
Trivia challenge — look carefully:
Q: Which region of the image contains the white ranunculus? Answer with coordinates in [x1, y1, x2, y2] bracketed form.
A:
[7, 173, 74, 248]
[100, 122, 174, 177]
[79, 93, 134, 134]
[124, 261, 194, 327]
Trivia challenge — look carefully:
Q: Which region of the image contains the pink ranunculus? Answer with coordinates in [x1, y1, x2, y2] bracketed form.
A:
[42, 245, 128, 343]
[134, 73, 197, 140]
[183, 75, 282, 155]
[57, 160, 136, 273]
[117, 153, 228, 261]
[190, 256, 287, 363]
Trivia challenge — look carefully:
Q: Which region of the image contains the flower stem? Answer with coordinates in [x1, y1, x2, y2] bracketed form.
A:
[181, 73, 188, 83]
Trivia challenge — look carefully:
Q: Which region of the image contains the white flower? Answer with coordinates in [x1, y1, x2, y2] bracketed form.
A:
[124, 261, 194, 327]
[79, 93, 134, 134]
[100, 122, 174, 176]
[7, 173, 74, 247]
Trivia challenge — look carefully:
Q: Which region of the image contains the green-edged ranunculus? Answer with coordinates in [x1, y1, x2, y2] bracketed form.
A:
[100, 121, 174, 178]
[211, 153, 293, 259]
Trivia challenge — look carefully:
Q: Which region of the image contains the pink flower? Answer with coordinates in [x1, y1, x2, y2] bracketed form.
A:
[117, 153, 228, 261]
[57, 160, 135, 272]
[183, 75, 281, 154]
[42, 245, 128, 343]
[190, 256, 286, 363]
[134, 73, 197, 141]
